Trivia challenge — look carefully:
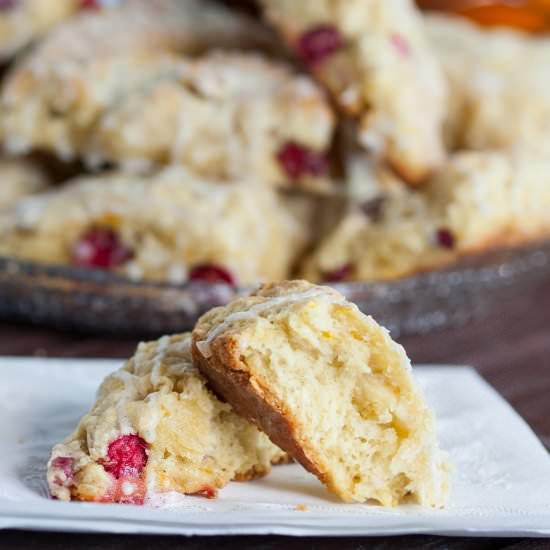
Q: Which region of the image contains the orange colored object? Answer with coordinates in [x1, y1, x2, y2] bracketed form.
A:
[416, 0, 550, 32]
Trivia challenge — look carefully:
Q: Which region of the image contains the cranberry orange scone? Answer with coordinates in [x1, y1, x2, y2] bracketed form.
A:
[0, 156, 49, 208]
[425, 14, 550, 156]
[0, 0, 276, 161]
[88, 52, 335, 191]
[192, 280, 451, 507]
[260, 0, 447, 184]
[0, 0, 77, 60]
[302, 151, 550, 282]
[0, 166, 306, 284]
[48, 333, 288, 503]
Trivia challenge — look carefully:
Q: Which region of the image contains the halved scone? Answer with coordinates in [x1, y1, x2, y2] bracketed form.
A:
[48, 333, 288, 504]
[192, 280, 451, 507]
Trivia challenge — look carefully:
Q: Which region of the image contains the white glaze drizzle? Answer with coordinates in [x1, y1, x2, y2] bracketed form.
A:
[142, 392, 162, 443]
[110, 336, 182, 441]
[111, 368, 137, 434]
[198, 287, 352, 357]
[150, 335, 171, 386]
[116, 401, 133, 435]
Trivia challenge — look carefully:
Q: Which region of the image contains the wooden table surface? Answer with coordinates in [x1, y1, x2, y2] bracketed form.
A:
[1, 277, 550, 549]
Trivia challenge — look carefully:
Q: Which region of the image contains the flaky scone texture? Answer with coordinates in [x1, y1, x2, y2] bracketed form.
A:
[0, 0, 77, 60]
[88, 52, 334, 191]
[192, 281, 451, 507]
[48, 333, 288, 504]
[261, 0, 447, 184]
[302, 151, 550, 282]
[0, 0, 277, 162]
[426, 14, 550, 156]
[0, 157, 49, 208]
[0, 166, 306, 284]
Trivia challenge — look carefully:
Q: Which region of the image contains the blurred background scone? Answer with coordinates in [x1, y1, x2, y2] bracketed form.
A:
[0, 155, 49, 207]
[0, 166, 308, 284]
[302, 151, 550, 282]
[1, 0, 335, 192]
[426, 14, 550, 156]
[88, 52, 335, 191]
[260, 0, 448, 184]
[0, 0, 77, 61]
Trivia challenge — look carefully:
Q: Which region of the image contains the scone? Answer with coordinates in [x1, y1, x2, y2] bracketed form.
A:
[0, 156, 49, 208]
[426, 14, 550, 156]
[302, 151, 550, 282]
[192, 280, 451, 507]
[0, 0, 77, 60]
[87, 52, 334, 191]
[260, 0, 447, 184]
[0, 166, 306, 284]
[0, 0, 279, 162]
[48, 333, 288, 504]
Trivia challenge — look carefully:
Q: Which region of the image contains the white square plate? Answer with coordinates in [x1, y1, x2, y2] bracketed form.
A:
[1, 357, 549, 537]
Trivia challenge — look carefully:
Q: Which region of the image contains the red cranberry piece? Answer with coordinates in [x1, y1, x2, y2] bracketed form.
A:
[436, 228, 455, 249]
[72, 227, 133, 269]
[189, 264, 236, 285]
[277, 142, 328, 180]
[0, 0, 17, 11]
[51, 456, 75, 479]
[324, 263, 354, 283]
[103, 434, 148, 479]
[297, 25, 344, 66]
[390, 33, 411, 57]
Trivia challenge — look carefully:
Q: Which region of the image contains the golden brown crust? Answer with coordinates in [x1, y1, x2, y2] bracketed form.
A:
[192, 331, 339, 498]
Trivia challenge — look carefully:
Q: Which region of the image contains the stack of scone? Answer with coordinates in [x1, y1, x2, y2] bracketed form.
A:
[0, 0, 549, 286]
[48, 280, 451, 506]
